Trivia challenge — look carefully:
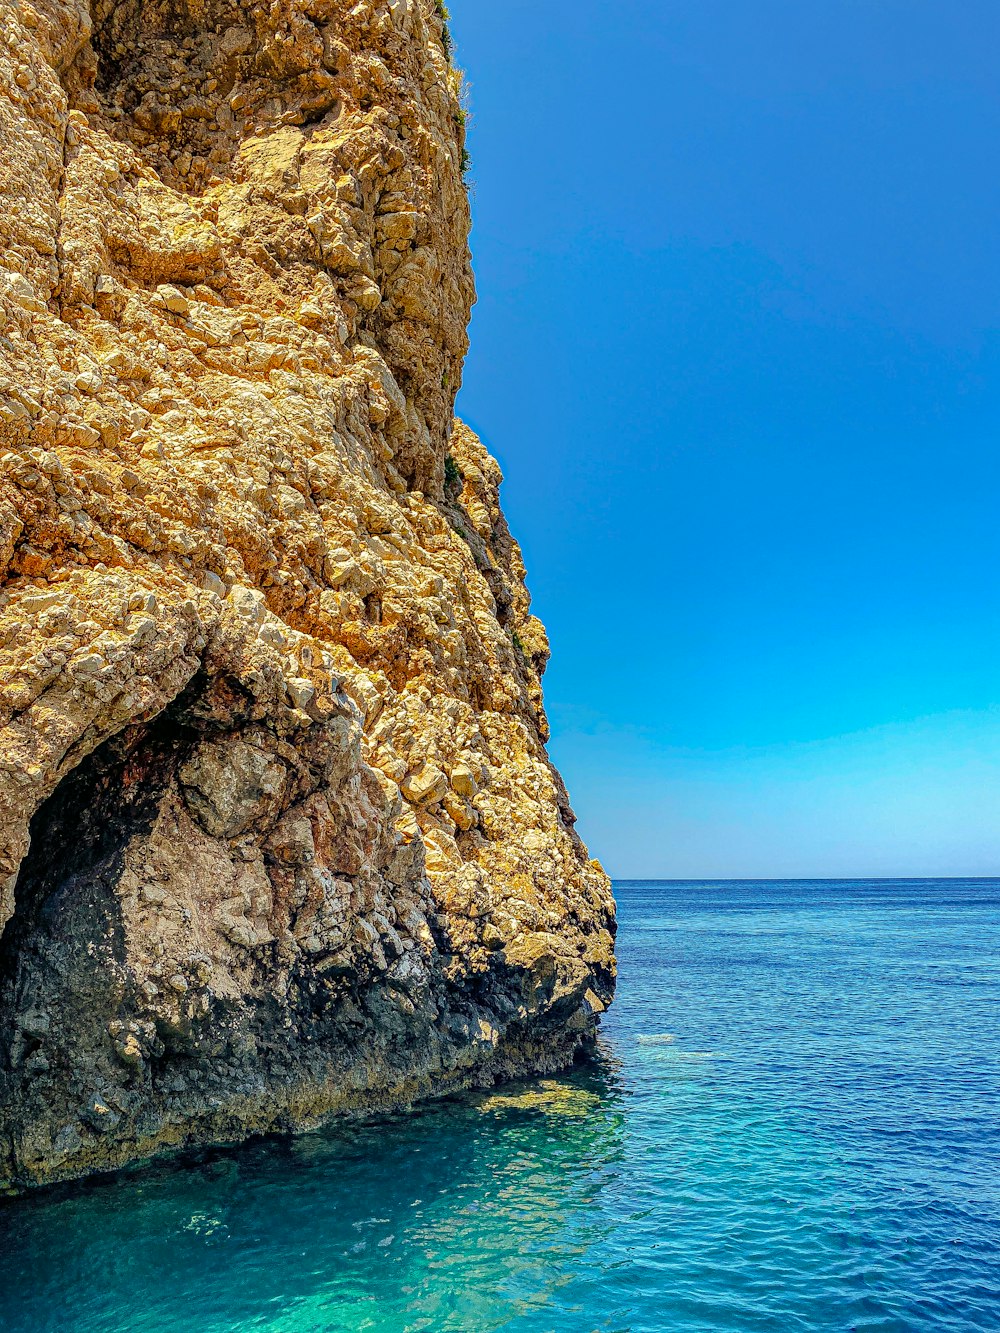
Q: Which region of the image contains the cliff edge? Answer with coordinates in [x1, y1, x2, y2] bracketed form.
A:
[0, 0, 616, 1192]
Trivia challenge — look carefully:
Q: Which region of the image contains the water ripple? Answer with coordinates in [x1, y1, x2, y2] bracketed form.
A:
[1, 879, 999, 1331]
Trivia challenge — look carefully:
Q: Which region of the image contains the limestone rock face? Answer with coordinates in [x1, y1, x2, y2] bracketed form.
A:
[0, 0, 616, 1192]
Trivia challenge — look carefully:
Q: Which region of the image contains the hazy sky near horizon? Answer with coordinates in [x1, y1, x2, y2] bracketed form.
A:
[448, 0, 1000, 879]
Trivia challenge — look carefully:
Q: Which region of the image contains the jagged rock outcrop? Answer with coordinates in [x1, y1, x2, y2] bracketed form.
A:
[0, 0, 616, 1192]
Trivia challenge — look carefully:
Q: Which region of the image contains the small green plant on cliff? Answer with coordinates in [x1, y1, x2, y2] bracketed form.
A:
[448, 66, 471, 126]
[436, 2, 453, 57]
[444, 452, 463, 494]
[451, 68, 473, 183]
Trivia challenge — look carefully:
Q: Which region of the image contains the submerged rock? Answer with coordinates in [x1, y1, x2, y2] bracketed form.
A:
[0, 0, 616, 1192]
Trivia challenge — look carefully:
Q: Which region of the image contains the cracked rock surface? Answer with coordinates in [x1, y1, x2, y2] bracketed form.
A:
[0, 0, 616, 1192]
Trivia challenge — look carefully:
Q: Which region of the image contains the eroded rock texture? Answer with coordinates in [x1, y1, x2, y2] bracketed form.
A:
[0, 0, 616, 1191]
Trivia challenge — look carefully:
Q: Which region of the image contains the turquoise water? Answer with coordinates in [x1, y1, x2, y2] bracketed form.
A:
[1, 879, 999, 1332]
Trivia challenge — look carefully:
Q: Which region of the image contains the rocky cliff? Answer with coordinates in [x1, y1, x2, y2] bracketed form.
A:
[0, 0, 616, 1192]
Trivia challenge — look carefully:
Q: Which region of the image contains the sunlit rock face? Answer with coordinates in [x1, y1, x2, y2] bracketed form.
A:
[0, 0, 616, 1191]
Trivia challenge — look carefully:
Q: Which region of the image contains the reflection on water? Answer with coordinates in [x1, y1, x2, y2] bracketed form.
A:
[2, 880, 1000, 1333]
[0, 1056, 630, 1333]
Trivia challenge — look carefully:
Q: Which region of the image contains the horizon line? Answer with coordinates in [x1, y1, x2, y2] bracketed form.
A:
[609, 875, 1000, 883]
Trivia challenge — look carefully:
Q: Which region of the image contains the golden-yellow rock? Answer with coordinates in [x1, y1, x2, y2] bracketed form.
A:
[0, 0, 616, 1193]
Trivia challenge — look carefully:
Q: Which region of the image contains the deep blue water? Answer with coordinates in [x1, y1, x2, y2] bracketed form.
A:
[1, 879, 998, 1332]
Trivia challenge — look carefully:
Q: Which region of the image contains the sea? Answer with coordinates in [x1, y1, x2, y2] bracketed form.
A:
[1, 879, 998, 1332]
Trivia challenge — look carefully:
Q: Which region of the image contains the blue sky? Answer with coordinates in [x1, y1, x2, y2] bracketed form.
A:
[448, 0, 1000, 878]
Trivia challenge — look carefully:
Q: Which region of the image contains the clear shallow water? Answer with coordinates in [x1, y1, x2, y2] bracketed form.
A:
[2, 878, 999, 1333]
